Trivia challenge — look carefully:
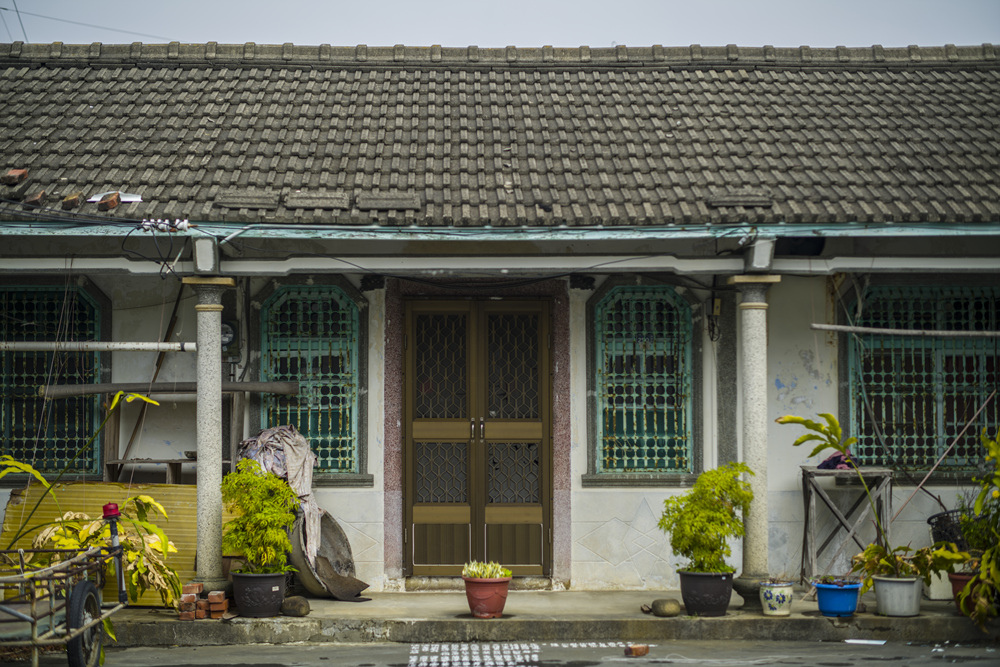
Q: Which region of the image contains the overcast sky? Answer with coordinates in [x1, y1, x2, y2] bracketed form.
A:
[1, 0, 997, 48]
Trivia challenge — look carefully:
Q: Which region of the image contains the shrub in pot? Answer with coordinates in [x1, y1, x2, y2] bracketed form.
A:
[221, 459, 300, 617]
[777, 412, 970, 618]
[850, 542, 968, 617]
[657, 462, 753, 617]
[955, 428, 1000, 629]
[461, 560, 512, 618]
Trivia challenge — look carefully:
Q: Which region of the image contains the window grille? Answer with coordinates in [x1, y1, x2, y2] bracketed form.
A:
[260, 286, 359, 473]
[0, 286, 101, 474]
[849, 285, 1000, 474]
[594, 286, 693, 473]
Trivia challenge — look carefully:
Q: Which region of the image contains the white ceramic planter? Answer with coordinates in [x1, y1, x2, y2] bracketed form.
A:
[873, 576, 922, 617]
[759, 581, 794, 616]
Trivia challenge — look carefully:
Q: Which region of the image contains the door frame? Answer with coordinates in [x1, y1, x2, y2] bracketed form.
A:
[402, 297, 553, 576]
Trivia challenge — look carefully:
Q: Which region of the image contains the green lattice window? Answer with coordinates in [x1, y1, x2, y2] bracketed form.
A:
[595, 286, 693, 473]
[849, 285, 1000, 474]
[260, 286, 359, 473]
[0, 286, 102, 475]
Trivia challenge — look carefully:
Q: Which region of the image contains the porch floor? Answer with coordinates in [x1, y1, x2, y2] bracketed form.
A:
[109, 587, 999, 647]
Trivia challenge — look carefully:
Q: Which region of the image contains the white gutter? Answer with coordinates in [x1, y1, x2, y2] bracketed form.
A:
[772, 256, 1000, 274]
[1, 254, 998, 276]
[0, 341, 196, 352]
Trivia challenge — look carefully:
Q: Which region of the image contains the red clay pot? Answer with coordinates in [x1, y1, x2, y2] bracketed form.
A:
[462, 576, 512, 618]
[948, 571, 977, 614]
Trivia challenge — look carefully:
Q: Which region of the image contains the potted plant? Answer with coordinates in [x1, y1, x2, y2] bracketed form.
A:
[657, 462, 754, 617]
[221, 458, 300, 618]
[775, 412, 922, 616]
[812, 575, 863, 617]
[850, 541, 968, 617]
[759, 576, 795, 617]
[955, 428, 1000, 629]
[461, 560, 512, 618]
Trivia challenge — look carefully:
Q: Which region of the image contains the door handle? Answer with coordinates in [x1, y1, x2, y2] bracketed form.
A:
[479, 417, 484, 439]
[471, 419, 475, 440]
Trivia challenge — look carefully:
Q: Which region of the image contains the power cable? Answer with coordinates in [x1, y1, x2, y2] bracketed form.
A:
[0, 6, 175, 42]
[9, 0, 26, 42]
[0, 3, 13, 41]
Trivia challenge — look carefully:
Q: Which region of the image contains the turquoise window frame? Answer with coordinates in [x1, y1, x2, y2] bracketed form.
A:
[592, 285, 694, 474]
[0, 285, 102, 476]
[260, 285, 360, 474]
[848, 285, 1000, 475]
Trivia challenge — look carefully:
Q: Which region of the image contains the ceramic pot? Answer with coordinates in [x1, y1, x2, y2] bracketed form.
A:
[948, 571, 977, 614]
[678, 570, 733, 617]
[231, 571, 286, 618]
[872, 576, 922, 617]
[759, 581, 794, 616]
[813, 580, 861, 617]
[462, 576, 512, 618]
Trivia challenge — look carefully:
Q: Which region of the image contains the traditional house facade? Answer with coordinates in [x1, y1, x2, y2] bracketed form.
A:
[1, 41, 998, 592]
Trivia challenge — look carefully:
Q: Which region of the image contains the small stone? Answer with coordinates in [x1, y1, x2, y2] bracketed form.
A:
[651, 598, 682, 617]
[281, 595, 310, 617]
[625, 644, 649, 656]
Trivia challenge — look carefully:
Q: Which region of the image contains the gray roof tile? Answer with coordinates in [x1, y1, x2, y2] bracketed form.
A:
[0, 41, 998, 226]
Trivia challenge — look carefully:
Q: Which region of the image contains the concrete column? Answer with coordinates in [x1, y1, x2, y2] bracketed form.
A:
[728, 275, 779, 610]
[182, 277, 234, 591]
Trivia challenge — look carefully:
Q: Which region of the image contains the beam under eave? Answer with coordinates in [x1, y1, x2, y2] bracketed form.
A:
[1, 254, 998, 276]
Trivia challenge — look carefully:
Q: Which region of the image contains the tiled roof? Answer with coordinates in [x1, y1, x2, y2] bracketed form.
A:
[1, 41, 998, 227]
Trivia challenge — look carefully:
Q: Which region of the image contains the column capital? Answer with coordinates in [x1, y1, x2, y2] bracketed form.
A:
[181, 277, 236, 288]
[727, 275, 780, 305]
[726, 275, 781, 286]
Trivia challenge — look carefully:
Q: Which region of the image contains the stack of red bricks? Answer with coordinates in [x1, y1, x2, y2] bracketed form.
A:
[177, 583, 229, 620]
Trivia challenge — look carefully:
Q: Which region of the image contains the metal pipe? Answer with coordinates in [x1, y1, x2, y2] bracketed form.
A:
[41, 381, 299, 399]
[812, 323, 1000, 337]
[0, 341, 196, 352]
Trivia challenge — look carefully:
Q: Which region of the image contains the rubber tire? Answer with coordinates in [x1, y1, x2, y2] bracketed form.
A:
[67, 580, 102, 667]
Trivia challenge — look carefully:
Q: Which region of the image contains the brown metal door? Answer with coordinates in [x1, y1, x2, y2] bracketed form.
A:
[404, 300, 551, 576]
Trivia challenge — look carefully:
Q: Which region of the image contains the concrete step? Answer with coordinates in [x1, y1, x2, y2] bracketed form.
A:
[108, 590, 1000, 647]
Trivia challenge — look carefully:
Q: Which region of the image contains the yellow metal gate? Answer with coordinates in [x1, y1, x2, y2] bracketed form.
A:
[404, 300, 551, 576]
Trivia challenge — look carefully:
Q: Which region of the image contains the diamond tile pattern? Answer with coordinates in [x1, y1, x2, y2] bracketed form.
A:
[0, 42, 997, 226]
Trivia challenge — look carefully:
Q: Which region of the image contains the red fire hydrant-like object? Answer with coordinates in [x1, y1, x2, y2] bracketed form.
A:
[103, 503, 128, 604]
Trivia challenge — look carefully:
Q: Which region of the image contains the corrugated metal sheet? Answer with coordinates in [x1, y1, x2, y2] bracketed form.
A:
[1, 482, 232, 607]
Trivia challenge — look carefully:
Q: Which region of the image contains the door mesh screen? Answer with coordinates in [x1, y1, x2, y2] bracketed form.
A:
[261, 286, 358, 473]
[415, 442, 468, 503]
[0, 287, 101, 474]
[414, 313, 467, 419]
[487, 314, 540, 419]
[487, 442, 540, 503]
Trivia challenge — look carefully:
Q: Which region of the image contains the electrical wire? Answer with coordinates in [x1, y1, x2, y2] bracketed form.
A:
[0, 5, 175, 42]
[9, 0, 27, 42]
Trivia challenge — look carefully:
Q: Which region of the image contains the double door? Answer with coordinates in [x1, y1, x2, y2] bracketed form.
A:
[404, 300, 551, 576]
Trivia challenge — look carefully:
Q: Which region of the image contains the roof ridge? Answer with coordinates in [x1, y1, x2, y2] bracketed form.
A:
[0, 41, 996, 66]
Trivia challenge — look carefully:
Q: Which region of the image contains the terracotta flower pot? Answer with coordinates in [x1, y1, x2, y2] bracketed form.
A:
[462, 575, 512, 618]
[948, 571, 977, 614]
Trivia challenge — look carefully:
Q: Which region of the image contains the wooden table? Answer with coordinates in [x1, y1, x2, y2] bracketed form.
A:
[800, 465, 893, 583]
[104, 458, 230, 484]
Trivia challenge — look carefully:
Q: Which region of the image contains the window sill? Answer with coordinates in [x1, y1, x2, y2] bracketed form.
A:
[313, 473, 375, 488]
[581, 472, 698, 488]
